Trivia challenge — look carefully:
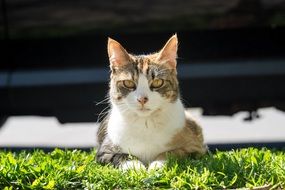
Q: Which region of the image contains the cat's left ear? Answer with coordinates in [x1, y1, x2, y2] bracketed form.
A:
[156, 34, 178, 69]
[107, 37, 131, 67]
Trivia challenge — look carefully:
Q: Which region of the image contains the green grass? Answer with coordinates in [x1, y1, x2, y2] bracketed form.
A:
[0, 148, 284, 189]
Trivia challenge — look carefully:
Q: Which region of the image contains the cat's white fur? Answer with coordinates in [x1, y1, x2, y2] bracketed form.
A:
[119, 160, 146, 171]
[107, 74, 185, 165]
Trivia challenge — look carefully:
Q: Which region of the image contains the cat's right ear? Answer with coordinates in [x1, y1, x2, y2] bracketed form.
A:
[107, 38, 131, 67]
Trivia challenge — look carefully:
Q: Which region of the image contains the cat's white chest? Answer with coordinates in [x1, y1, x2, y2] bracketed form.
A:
[107, 101, 185, 163]
[108, 116, 176, 163]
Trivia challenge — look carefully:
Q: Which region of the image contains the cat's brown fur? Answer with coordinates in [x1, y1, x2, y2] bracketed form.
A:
[156, 113, 206, 160]
[96, 34, 207, 169]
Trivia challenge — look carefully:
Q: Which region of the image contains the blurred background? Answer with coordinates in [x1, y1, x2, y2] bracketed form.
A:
[1, 0, 285, 150]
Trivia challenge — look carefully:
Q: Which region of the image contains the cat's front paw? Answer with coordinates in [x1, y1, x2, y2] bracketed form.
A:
[119, 160, 146, 171]
[148, 160, 165, 171]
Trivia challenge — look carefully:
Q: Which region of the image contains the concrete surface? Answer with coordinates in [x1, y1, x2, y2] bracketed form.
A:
[0, 107, 284, 148]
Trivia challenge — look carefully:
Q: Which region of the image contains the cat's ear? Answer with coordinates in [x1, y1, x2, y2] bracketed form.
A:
[107, 38, 131, 67]
[156, 34, 178, 69]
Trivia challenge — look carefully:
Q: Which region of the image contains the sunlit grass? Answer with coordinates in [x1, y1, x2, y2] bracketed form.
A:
[0, 148, 284, 189]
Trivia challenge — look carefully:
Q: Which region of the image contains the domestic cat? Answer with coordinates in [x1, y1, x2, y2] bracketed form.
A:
[96, 34, 207, 170]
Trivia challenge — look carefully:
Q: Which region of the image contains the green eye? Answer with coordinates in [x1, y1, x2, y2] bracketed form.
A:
[151, 79, 164, 89]
[123, 80, 136, 89]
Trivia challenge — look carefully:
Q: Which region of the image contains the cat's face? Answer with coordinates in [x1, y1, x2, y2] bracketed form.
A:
[107, 35, 179, 117]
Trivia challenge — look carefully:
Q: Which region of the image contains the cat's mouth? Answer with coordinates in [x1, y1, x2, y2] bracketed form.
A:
[138, 107, 151, 112]
[135, 107, 153, 117]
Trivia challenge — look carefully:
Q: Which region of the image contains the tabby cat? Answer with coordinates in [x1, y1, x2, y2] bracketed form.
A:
[96, 34, 207, 170]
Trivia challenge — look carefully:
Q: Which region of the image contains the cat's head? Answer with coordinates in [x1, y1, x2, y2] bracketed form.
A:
[107, 35, 180, 117]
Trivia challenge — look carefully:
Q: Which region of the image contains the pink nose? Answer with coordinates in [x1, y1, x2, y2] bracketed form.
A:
[137, 96, 148, 105]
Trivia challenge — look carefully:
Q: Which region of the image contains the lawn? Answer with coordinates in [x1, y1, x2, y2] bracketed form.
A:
[0, 148, 284, 189]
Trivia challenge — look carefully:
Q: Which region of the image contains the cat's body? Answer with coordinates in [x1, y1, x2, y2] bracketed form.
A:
[96, 35, 207, 170]
[108, 96, 185, 164]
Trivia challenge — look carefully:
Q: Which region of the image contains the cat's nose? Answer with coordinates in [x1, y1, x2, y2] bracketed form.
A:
[137, 96, 148, 105]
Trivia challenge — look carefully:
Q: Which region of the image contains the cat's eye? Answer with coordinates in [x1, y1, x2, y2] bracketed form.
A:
[122, 80, 136, 89]
[151, 79, 164, 89]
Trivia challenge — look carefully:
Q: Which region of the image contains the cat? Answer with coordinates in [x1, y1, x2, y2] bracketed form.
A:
[96, 34, 207, 171]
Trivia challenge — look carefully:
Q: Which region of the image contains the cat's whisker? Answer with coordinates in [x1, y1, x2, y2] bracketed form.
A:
[115, 104, 129, 111]
[96, 105, 111, 122]
[97, 111, 109, 123]
[118, 106, 131, 114]
[97, 106, 110, 116]
[117, 102, 138, 107]
[94, 96, 111, 105]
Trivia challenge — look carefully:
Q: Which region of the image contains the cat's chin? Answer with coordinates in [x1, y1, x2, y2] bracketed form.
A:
[134, 108, 154, 117]
[134, 106, 163, 117]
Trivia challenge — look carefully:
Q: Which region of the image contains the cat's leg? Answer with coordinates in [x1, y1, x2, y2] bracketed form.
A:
[148, 149, 191, 171]
[119, 160, 146, 171]
[97, 148, 145, 171]
[149, 148, 207, 171]
[148, 150, 183, 171]
[96, 137, 146, 170]
[96, 150, 129, 166]
[96, 136, 128, 165]
[148, 153, 168, 171]
[148, 160, 166, 171]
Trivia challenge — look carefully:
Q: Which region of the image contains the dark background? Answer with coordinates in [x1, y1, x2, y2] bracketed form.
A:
[1, 0, 285, 125]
